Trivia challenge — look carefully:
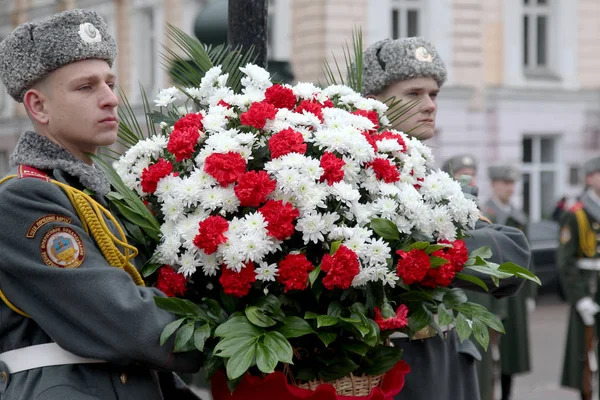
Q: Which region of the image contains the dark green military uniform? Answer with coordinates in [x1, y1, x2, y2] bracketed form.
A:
[0, 132, 201, 399]
[482, 199, 533, 376]
[559, 190, 600, 393]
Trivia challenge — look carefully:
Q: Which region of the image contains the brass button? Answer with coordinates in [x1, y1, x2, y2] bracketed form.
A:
[1, 371, 7, 382]
[120, 372, 127, 384]
[593, 223, 599, 230]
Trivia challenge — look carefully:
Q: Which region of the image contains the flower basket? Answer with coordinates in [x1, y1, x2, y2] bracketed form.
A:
[211, 360, 410, 400]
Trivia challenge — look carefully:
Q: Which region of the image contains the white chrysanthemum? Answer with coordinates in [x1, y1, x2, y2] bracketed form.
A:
[420, 170, 461, 203]
[154, 174, 181, 203]
[322, 84, 356, 98]
[204, 132, 244, 154]
[292, 82, 321, 100]
[155, 234, 181, 265]
[174, 176, 203, 207]
[154, 86, 180, 107]
[184, 87, 203, 100]
[383, 271, 399, 287]
[431, 205, 457, 241]
[199, 252, 220, 276]
[219, 187, 241, 214]
[224, 93, 252, 110]
[160, 220, 178, 237]
[329, 181, 361, 204]
[178, 249, 201, 277]
[344, 237, 367, 256]
[221, 243, 246, 272]
[373, 197, 398, 220]
[235, 132, 257, 146]
[199, 187, 227, 211]
[202, 111, 229, 132]
[321, 212, 340, 233]
[376, 138, 404, 153]
[240, 64, 272, 90]
[296, 212, 326, 244]
[161, 196, 185, 221]
[244, 212, 269, 235]
[365, 237, 392, 266]
[255, 262, 278, 282]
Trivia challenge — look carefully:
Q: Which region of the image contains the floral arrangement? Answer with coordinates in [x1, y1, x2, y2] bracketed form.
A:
[101, 60, 539, 394]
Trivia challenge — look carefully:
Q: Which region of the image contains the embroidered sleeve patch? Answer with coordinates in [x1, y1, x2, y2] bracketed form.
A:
[560, 227, 571, 244]
[40, 227, 85, 269]
[27, 215, 72, 239]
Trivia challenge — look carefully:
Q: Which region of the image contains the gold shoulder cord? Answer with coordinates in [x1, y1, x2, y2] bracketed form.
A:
[574, 208, 597, 258]
[0, 175, 145, 318]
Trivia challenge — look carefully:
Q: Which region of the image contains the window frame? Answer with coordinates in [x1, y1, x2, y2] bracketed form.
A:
[390, 0, 424, 39]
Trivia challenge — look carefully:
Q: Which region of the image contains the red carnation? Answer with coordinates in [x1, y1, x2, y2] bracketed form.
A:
[320, 245, 360, 290]
[219, 262, 256, 298]
[217, 99, 231, 109]
[140, 158, 173, 193]
[204, 152, 247, 186]
[240, 101, 277, 129]
[322, 98, 335, 108]
[447, 239, 468, 272]
[295, 100, 324, 122]
[167, 125, 200, 162]
[374, 304, 409, 331]
[374, 130, 407, 153]
[268, 128, 307, 159]
[174, 112, 203, 131]
[421, 250, 454, 288]
[155, 266, 187, 297]
[265, 84, 297, 109]
[277, 253, 314, 292]
[362, 132, 378, 152]
[234, 170, 277, 207]
[368, 158, 401, 183]
[258, 200, 300, 240]
[396, 249, 431, 285]
[193, 215, 229, 254]
[319, 152, 345, 185]
[352, 109, 380, 132]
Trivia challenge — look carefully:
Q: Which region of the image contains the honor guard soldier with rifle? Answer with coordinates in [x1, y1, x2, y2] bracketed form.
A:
[559, 155, 600, 400]
[0, 9, 203, 400]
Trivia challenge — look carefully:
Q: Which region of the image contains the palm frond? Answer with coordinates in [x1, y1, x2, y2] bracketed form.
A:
[117, 88, 145, 148]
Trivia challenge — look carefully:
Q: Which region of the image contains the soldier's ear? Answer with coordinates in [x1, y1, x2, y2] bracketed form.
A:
[23, 89, 49, 125]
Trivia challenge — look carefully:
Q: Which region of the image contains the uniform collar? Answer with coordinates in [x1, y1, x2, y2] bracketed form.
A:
[9, 131, 110, 196]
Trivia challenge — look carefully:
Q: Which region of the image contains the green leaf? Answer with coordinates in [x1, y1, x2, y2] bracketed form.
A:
[498, 262, 542, 285]
[214, 316, 264, 338]
[408, 307, 430, 333]
[469, 246, 493, 259]
[362, 346, 403, 376]
[318, 357, 359, 382]
[174, 322, 195, 352]
[425, 243, 452, 253]
[304, 311, 319, 320]
[370, 218, 401, 241]
[256, 341, 278, 374]
[472, 318, 490, 351]
[442, 288, 468, 309]
[214, 336, 258, 359]
[430, 256, 450, 268]
[455, 272, 489, 291]
[327, 301, 343, 317]
[437, 303, 454, 327]
[226, 341, 257, 380]
[264, 331, 294, 364]
[277, 316, 315, 338]
[455, 313, 472, 343]
[342, 342, 368, 356]
[194, 323, 211, 352]
[160, 318, 185, 346]
[309, 266, 321, 286]
[154, 297, 208, 319]
[245, 306, 277, 328]
[468, 308, 504, 334]
[317, 331, 337, 346]
[408, 241, 429, 251]
[363, 319, 380, 347]
[330, 240, 342, 255]
[317, 315, 338, 328]
[255, 295, 282, 314]
[141, 262, 162, 278]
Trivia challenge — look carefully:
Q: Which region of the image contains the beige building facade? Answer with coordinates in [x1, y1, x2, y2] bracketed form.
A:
[0, 0, 599, 220]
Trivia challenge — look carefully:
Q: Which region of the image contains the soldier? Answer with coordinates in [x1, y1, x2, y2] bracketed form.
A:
[0, 9, 201, 399]
[482, 165, 534, 400]
[363, 37, 531, 400]
[559, 155, 600, 400]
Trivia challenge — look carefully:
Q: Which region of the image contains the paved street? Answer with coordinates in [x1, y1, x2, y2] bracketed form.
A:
[193, 294, 583, 400]
[510, 294, 579, 400]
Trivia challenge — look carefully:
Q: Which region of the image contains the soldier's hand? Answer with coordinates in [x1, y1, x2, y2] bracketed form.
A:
[576, 296, 600, 326]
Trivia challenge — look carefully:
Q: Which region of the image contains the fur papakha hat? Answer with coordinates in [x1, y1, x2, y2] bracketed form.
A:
[488, 165, 521, 182]
[583, 156, 600, 176]
[0, 9, 117, 103]
[362, 37, 447, 96]
[442, 154, 477, 176]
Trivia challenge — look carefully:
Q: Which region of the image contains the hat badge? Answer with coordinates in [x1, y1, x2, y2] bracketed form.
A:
[415, 47, 433, 63]
[78, 22, 102, 44]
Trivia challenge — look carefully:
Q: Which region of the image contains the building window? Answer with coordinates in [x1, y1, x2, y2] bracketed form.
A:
[569, 165, 581, 186]
[523, 0, 550, 72]
[133, 7, 157, 96]
[521, 135, 560, 220]
[391, 0, 423, 39]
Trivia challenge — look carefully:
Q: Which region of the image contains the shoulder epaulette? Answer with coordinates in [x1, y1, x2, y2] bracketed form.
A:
[17, 165, 50, 182]
[569, 202, 584, 213]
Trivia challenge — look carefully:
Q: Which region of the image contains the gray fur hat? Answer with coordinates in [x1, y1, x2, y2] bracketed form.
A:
[0, 9, 117, 103]
[488, 165, 521, 182]
[442, 154, 477, 176]
[583, 156, 600, 176]
[362, 37, 447, 96]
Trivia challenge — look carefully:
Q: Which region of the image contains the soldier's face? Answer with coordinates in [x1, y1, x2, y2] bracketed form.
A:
[586, 172, 600, 194]
[491, 180, 515, 204]
[374, 77, 439, 140]
[31, 59, 119, 162]
[453, 167, 477, 186]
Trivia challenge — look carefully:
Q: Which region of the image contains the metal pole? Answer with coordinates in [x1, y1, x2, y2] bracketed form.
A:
[227, 0, 269, 68]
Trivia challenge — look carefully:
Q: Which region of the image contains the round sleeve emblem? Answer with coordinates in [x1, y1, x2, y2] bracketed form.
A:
[40, 227, 86, 269]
